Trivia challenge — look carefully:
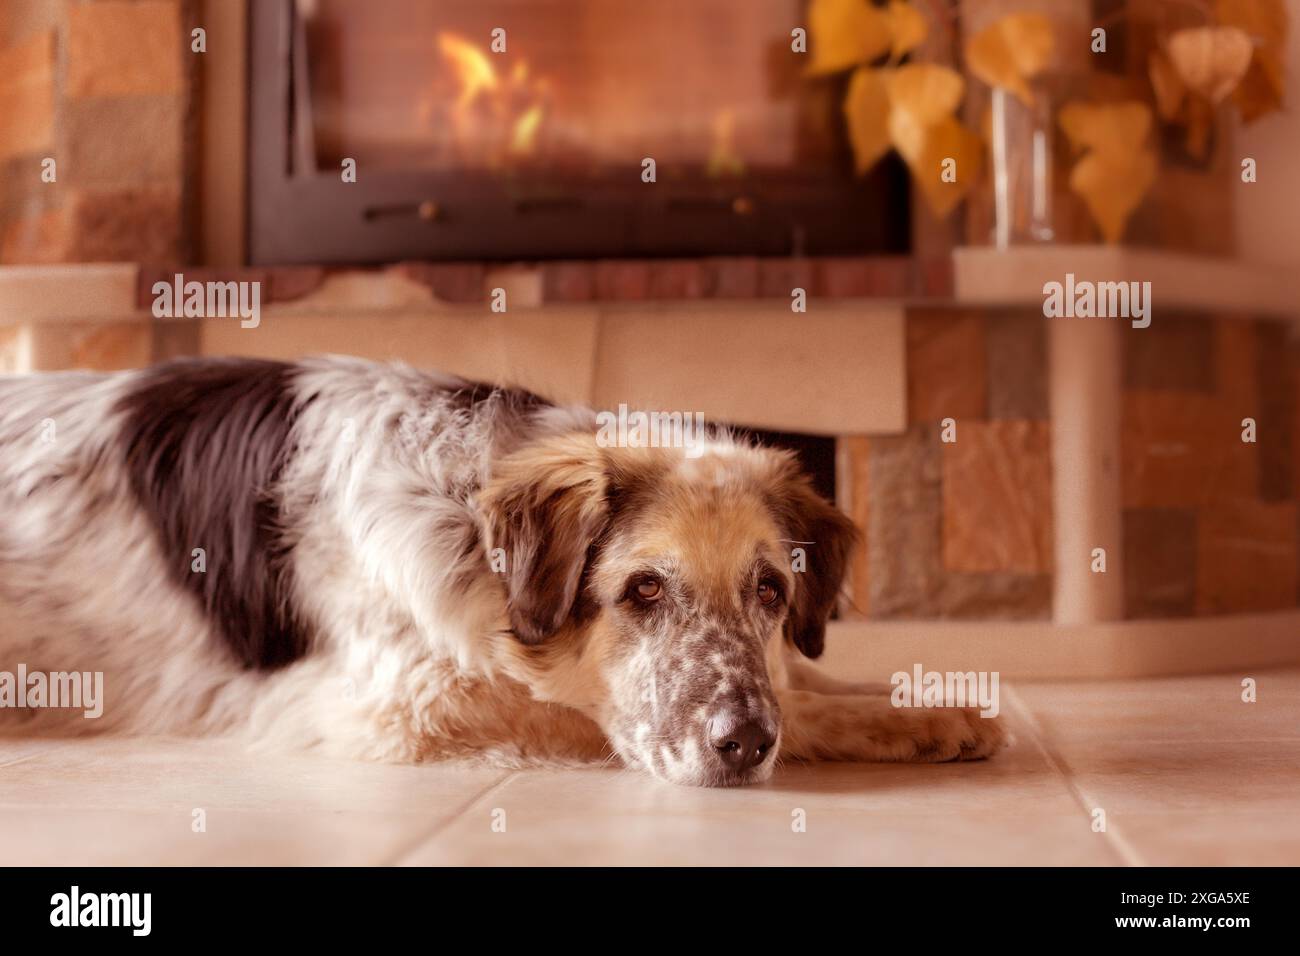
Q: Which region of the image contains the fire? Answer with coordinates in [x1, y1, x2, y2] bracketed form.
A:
[510, 105, 545, 156]
[428, 31, 742, 174]
[437, 33, 498, 109]
[433, 31, 548, 166]
[707, 109, 745, 178]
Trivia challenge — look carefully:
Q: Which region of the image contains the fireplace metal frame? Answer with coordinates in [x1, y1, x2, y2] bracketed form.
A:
[248, 0, 910, 266]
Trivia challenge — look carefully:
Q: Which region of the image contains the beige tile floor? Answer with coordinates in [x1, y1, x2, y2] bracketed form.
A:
[1, 669, 1296, 866]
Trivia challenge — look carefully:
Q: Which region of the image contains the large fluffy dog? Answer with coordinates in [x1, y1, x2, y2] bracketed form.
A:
[0, 357, 1004, 786]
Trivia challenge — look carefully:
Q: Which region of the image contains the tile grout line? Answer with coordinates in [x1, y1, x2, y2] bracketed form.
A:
[1004, 684, 1145, 867]
[0, 751, 45, 772]
[381, 771, 516, 866]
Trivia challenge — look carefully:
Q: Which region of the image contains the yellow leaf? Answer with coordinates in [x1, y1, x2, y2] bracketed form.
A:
[1069, 148, 1157, 244]
[1214, 0, 1288, 49]
[1256, 44, 1287, 96]
[1216, 0, 1287, 121]
[1167, 27, 1254, 103]
[807, 0, 892, 76]
[965, 13, 1055, 106]
[844, 67, 894, 173]
[885, 62, 965, 125]
[882, 62, 974, 217]
[1058, 101, 1152, 157]
[1234, 46, 1286, 122]
[1148, 50, 1186, 121]
[885, 0, 929, 63]
[887, 106, 927, 167]
[893, 116, 984, 218]
[1059, 100, 1156, 243]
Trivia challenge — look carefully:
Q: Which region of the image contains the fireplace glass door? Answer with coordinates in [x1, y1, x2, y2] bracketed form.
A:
[249, 0, 910, 264]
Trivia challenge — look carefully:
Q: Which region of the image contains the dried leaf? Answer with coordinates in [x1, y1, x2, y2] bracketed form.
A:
[885, 62, 965, 125]
[1214, 0, 1288, 48]
[1059, 101, 1155, 243]
[965, 13, 1055, 106]
[882, 62, 973, 216]
[1058, 101, 1153, 157]
[887, 105, 928, 167]
[807, 0, 892, 76]
[1256, 44, 1287, 96]
[891, 115, 983, 218]
[885, 0, 929, 63]
[1069, 148, 1157, 244]
[1234, 46, 1286, 122]
[1217, 0, 1288, 121]
[1148, 50, 1186, 121]
[1167, 27, 1253, 103]
[844, 67, 893, 173]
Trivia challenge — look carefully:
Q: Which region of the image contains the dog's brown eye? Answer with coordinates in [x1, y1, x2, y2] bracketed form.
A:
[635, 579, 662, 601]
[757, 581, 780, 606]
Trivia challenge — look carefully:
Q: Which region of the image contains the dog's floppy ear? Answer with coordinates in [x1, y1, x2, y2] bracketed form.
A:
[768, 460, 859, 659]
[478, 433, 608, 644]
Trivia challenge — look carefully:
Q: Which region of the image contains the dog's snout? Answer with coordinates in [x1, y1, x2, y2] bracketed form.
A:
[708, 713, 776, 772]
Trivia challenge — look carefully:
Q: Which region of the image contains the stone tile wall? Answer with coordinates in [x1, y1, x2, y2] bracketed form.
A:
[1121, 316, 1299, 617]
[0, 0, 188, 265]
[841, 308, 1054, 620]
[844, 309, 1299, 621]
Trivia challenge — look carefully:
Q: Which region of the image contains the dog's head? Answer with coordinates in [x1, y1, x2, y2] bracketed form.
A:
[478, 431, 857, 786]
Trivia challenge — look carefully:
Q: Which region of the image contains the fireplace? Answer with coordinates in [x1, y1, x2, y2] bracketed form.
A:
[248, 0, 911, 265]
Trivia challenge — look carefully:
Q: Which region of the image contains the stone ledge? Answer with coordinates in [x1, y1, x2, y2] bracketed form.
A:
[136, 255, 953, 309]
[13, 250, 1289, 321]
[0, 263, 139, 322]
[956, 246, 1300, 322]
[820, 609, 1300, 681]
[200, 302, 908, 436]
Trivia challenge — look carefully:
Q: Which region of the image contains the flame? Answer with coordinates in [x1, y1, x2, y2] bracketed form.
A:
[707, 109, 745, 178]
[434, 31, 548, 164]
[437, 32, 498, 109]
[510, 105, 545, 156]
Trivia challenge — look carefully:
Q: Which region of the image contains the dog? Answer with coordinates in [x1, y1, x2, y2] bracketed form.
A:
[0, 357, 1005, 786]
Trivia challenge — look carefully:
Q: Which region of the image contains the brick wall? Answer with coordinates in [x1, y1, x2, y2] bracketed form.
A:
[0, 0, 190, 265]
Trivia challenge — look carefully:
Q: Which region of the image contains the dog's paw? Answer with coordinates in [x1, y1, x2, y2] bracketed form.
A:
[898, 707, 1008, 762]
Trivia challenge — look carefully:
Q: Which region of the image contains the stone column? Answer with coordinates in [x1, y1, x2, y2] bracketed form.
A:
[1049, 317, 1125, 623]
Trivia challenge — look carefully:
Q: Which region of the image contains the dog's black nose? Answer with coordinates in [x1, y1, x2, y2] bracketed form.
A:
[710, 717, 775, 772]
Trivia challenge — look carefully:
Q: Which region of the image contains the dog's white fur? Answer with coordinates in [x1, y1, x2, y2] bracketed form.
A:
[0, 357, 1005, 786]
